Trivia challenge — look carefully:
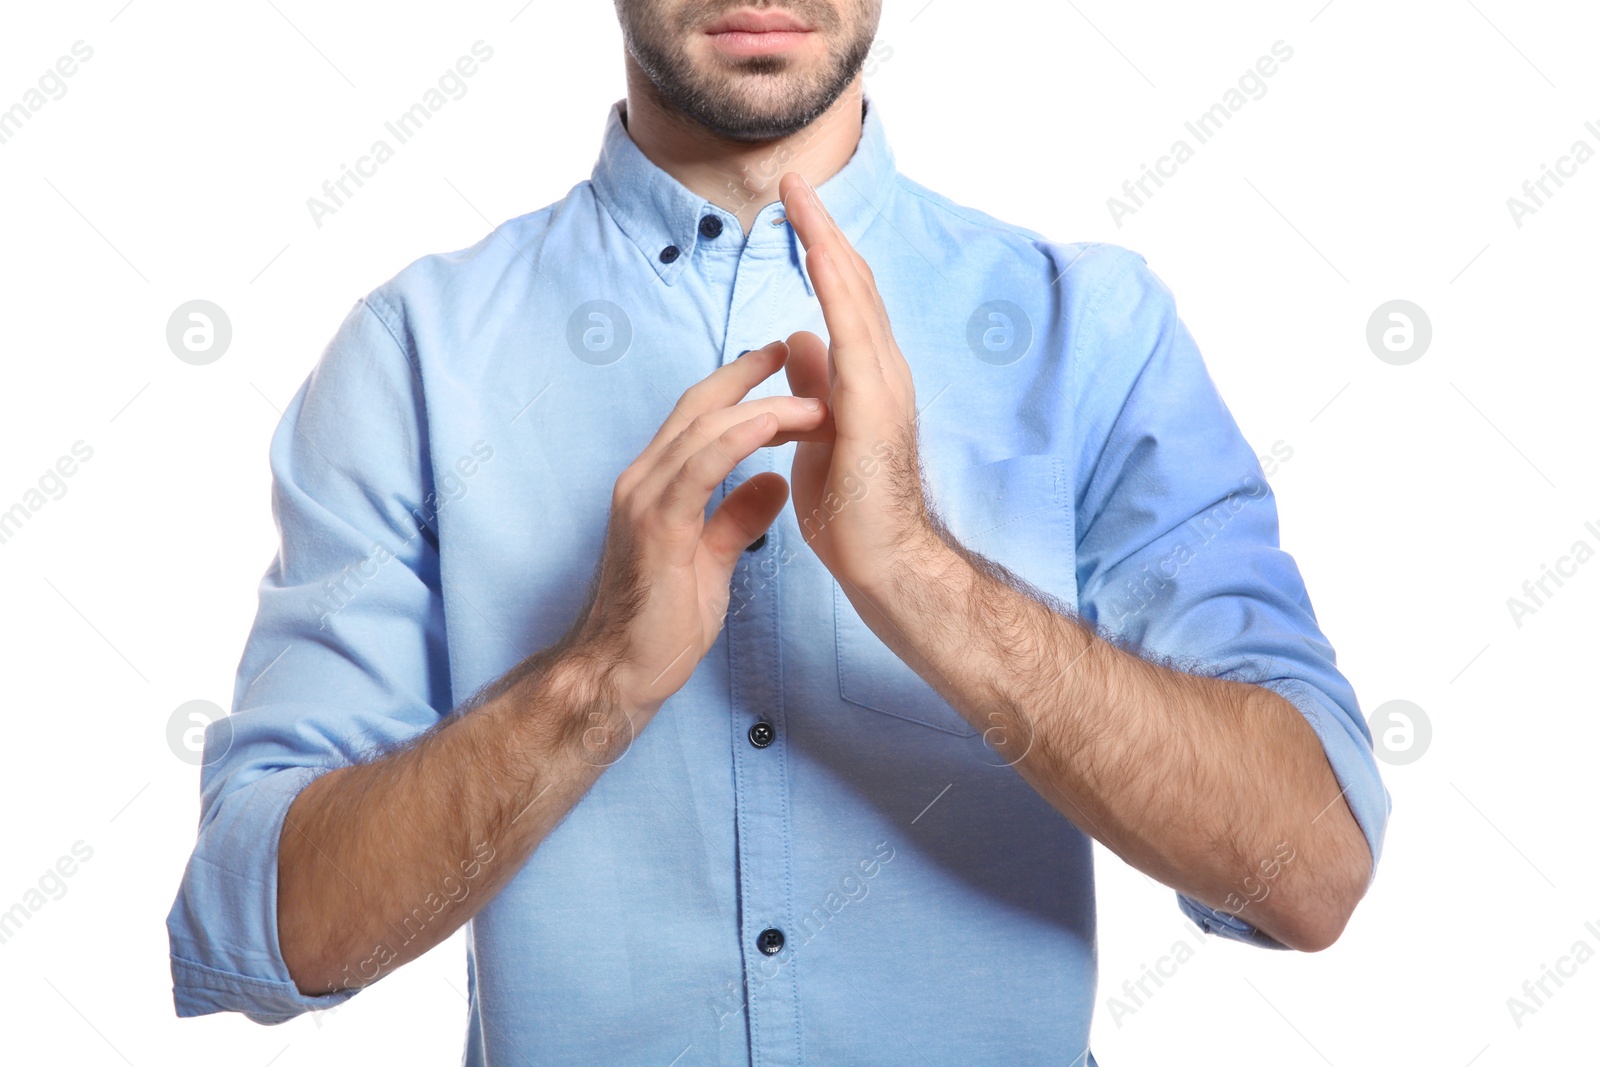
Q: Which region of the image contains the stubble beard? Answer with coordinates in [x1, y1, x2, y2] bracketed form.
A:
[620, 1, 878, 141]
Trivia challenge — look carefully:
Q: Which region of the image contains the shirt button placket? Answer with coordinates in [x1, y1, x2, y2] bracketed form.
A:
[718, 220, 801, 1063]
[725, 484, 801, 1062]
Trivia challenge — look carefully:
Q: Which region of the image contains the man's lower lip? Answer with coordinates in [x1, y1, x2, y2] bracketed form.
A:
[707, 30, 812, 57]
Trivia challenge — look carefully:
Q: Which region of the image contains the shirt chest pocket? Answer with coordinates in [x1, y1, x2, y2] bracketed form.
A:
[833, 452, 1077, 737]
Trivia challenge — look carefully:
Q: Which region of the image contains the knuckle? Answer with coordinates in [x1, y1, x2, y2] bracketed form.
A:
[662, 426, 695, 464]
[663, 403, 696, 442]
[686, 413, 716, 442]
[613, 466, 639, 504]
[655, 474, 688, 516]
[682, 444, 718, 483]
[733, 414, 771, 445]
[675, 381, 704, 409]
[643, 505, 682, 543]
[728, 407, 764, 437]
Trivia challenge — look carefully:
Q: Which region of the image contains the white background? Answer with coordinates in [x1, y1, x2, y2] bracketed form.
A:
[1, 1, 1596, 1063]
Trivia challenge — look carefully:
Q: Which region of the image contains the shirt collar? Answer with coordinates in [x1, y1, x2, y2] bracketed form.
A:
[589, 93, 897, 295]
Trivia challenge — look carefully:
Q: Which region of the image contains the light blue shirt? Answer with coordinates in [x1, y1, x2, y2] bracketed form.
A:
[167, 95, 1389, 1065]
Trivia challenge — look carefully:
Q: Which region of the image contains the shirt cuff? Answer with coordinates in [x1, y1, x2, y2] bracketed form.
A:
[166, 765, 360, 1022]
[1175, 892, 1289, 949]
[169, 954, 357, 1024]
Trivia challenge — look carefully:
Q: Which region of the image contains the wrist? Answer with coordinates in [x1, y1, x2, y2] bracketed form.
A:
[486, 642, 633, 768]
[838, 521, 967, 650]
[873, 517, 963, 602]
[547, 644, 643, 764]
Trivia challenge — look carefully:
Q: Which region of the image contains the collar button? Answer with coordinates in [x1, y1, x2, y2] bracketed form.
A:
[699, 215, 724, 239]
[659, 244, 680, 264]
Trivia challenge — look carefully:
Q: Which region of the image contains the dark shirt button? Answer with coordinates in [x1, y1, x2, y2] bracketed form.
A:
[757, 928, 785, 955]
[744, 532, 766, 553]
[748, 720, 775, 748]
[699, 215, 724, 239]
[659, 245, 680, 263]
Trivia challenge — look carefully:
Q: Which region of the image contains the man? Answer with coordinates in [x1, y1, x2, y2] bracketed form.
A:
[167, 1, 1390, 1063]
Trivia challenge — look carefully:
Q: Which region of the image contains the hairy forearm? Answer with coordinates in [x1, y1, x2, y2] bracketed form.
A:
[277, 644, 630, 995]
[851, 532, 1370, 951]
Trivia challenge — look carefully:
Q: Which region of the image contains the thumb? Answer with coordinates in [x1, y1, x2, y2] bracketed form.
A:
[703, 471, 789, 573]
[784, 330, 833, 405]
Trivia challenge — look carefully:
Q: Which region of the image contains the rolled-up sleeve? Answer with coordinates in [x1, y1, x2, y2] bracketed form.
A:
[166, 293, 450, 1020]
[1068, 251, 1390, 947]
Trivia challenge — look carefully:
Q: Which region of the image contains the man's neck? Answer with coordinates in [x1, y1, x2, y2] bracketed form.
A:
[620, 64, 866, 236]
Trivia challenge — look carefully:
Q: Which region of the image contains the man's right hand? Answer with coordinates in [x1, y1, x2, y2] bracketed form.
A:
[564, 338, 829, 719]
[278, 340, 826, 996]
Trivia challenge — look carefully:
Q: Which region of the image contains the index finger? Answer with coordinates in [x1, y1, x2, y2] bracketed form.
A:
[638, 339, 788, 465]
[779, 171, 850, 261]
[779, 173, 884, 383]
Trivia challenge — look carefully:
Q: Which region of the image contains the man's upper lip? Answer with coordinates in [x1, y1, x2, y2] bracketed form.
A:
[704, 9, 812, 34]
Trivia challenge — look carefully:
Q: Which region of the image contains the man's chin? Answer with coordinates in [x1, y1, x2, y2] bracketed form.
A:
[636, 34, 863, 141]
[679, 84, 829, 141]
[718, 110, 829, 141]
